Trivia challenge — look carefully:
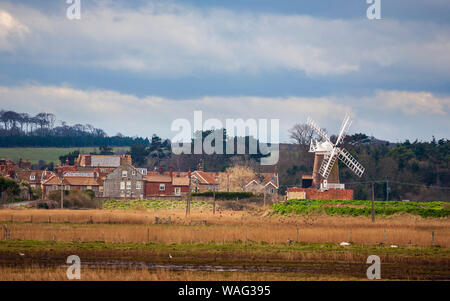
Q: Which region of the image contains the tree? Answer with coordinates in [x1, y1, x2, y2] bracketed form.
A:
[288, 123, 325, 146]
[130, 143, 149, 166]
[0, 176, 20, 202]
[222, 165, 256, 192]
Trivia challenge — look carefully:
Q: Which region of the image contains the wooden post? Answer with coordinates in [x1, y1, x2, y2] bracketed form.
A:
[147, 228, 150, 243]
[102, 229, 105, 242]
[10, 215, 13, 223]
[246, 227, 249, 244]
[371, 182, 375, 222]
[349, 228, 352, 242]
[213, 191, 216, 215]
[296, 227, 299, 242]
[48, 216, 51, 223]
[432, 231, 435, 246]
[384, 229, 387, 245]
[30, 215, 33, 223]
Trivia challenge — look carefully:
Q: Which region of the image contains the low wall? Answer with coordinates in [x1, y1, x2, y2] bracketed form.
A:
[286, 187, 353, 200]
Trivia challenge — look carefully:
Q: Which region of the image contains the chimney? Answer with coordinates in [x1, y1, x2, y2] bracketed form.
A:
[65, 157, 69, 166]
[169, 166, 173, 180]
[274, 165, 278, 175]
[159, 166, 163, 174]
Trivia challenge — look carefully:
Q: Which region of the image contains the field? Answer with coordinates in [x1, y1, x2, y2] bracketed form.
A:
[0, 147, 130, 164]
[272, 199, 450, 218]
[0, 205, 449, 281]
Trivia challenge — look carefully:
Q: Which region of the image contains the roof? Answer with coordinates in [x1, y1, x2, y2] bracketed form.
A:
[145, 174, 172, 183]
[15, 170, 44, 184]
[245, 172, 279, 189]
[64, 177, 101, 186]
[172, 176, 190, 186]
[192, 171, 219, 185]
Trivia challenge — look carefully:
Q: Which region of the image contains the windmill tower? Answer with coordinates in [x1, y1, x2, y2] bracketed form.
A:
[307, 114, 365, 191]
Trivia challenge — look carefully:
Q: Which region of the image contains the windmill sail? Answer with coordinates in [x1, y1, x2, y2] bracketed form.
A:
[335, 114, 352, 146]
[338, 147, 365, 177]
[307, 117, 332, 144]
[319, 148, 339, 179]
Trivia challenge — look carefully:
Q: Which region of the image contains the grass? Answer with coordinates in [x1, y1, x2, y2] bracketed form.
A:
[102, 199, 212, 211]
[273, 199, 450, 218]
[0, 147, 130, 164]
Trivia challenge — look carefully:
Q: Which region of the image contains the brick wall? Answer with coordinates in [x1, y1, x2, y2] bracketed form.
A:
[287, 187, 353, 200]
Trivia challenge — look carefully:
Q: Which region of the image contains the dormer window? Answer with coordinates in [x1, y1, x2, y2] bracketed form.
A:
[30, 175, 35, 180]
[122, 170, 128, 178]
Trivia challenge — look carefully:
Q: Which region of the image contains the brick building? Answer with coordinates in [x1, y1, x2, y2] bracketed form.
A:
[286, 187, 353, 200]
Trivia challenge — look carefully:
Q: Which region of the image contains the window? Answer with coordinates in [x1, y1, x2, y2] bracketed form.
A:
[126, 181, 131, 190]
[30, 175, 35, 180]
[52, 185, 58, 190]
[269, 188, 274, 194]
[174, 187, 181, 196]
[136, 181, 141, 190]
[87, 185, 92, 190]
[122, 170, 128, 178]
[99, 186, 103, 192]
[132, 170, 136, 176]
[65, 185, 70, 190]
[120, 181, 125, 190]
[159, 184, 165, 191]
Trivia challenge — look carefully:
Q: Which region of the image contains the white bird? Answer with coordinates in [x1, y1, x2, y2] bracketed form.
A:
[169, 254, 172, 259]
[340, 242, 351, 246]
[390, 245, 398, 248]
[19, 252, 25, 256]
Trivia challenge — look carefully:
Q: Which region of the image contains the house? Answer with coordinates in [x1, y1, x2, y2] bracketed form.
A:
[103, 165, 144, 199]
[15, 169, 53, 189]
[190, 165, 219, 192]
[75, 154, 132, 169]
[144, 167, 190, 197]
[42, 170, 103, 198]
[244, 168, 279, 197]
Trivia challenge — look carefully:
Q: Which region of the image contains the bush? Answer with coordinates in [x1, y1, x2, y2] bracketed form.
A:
[48, 189, 98, 209]
[190, 191, 253, 200]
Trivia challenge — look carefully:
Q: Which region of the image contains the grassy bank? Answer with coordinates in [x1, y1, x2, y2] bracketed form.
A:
[272, 199, 450, 218]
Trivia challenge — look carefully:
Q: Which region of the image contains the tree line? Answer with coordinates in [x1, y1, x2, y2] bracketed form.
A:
[0, 109, 150, 147]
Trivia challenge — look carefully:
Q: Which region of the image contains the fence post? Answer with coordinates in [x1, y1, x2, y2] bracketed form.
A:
[384, 229, 387, 245]
[30, 215, 33, 223]
[432, 231, 435, 246]
[296, 227, 299, 242]
[10, 215, 13, 223]
[102, 229, 105, 242]
[147, 228, 150, 243]
[349, 228, 352, 242]
[48, 216, 51, 223]
[246, 227, 249, 244]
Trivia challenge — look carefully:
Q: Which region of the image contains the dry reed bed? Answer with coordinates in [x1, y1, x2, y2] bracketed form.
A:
[0, 266, 362, 281]
[2, 221, 449, 247]
[0, 208, 448, 228]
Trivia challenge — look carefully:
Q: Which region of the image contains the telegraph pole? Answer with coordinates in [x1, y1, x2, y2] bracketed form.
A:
[60, 178, 64, 209]
[386, 180, 389, 202]
[371, 181, 375, 222]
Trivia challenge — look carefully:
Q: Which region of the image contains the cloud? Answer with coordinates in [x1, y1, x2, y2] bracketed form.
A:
[369, 90, 450, 115]
[0, 84, 448, 142]
[0, 10, 29, 51]
[1, 1, 449, 77]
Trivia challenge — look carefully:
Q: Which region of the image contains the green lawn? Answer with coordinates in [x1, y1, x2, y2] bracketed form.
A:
[0, 147, 130, 164]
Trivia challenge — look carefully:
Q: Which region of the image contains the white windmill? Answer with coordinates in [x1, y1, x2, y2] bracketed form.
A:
[307, 114, 365, 191]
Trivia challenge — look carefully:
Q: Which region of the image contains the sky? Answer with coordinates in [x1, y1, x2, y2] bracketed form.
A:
[0, 0, 449, 143]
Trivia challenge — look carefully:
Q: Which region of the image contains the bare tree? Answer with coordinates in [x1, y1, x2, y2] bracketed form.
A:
[288, 123, 326, 146]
